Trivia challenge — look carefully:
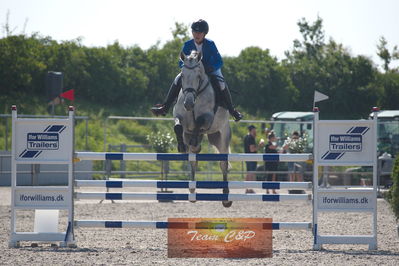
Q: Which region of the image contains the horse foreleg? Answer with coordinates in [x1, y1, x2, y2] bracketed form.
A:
[174, 117, 186, 153]
[189, 128, 199, 147]
[189, 113, 213, 147]
[221, 161, 232, 208]
[189, 161, 197, 202]
[208, 129, 232, 208]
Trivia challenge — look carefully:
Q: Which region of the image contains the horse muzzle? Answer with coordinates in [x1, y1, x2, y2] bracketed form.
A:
[183, 90, 196, 111]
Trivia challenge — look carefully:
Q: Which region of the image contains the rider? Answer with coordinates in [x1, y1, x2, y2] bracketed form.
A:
[151, 19, 243, 122]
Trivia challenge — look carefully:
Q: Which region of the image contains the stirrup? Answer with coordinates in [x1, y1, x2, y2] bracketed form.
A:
[231, 110, 243, 122]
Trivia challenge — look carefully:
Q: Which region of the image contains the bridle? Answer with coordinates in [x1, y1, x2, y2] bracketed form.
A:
[181, 63, 209, 100]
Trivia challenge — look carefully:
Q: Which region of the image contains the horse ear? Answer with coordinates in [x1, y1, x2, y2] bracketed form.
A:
[180, 51, 186, 62]
[197, 51, 203, 62]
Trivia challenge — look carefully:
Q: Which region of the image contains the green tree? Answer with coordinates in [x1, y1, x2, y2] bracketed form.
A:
[284, 17, 379, 118]
[81, 42, 149, 108]
[224, 47, 297, 115]
[145, 22, 189, 106]
[0, 34, 46, 95]
[294, 16, 325, 59]
[377, 72, 399, 109]
[377, 36, 399, 72]
[375, 37, 399, 110]
[0, 18, 395, 119]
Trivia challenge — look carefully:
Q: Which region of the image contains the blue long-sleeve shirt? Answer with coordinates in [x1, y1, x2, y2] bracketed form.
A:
[179, 38, 223, 74]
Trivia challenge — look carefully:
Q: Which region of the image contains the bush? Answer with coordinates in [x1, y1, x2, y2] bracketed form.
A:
[387, 155, 399, 221]
[146, 131, 174, 153]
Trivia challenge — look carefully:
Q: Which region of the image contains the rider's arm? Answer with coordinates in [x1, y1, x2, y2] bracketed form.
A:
[207, 40, 223, 72]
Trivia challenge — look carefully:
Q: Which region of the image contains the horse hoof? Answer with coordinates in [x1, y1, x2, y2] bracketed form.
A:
[189, 138, 198, 146]
[222, 188, 232, 207]
[222, 201, 233, 208]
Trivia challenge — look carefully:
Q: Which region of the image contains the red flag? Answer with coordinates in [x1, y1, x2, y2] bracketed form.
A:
[60, 89, 75, 101]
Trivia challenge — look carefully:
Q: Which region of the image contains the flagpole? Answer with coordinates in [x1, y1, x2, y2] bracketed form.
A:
[313, 92, 316, 109]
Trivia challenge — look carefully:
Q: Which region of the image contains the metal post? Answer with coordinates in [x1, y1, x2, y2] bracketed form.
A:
[5, 117, 8, 151]
[158, 160, 172, 200]
[85, 119, 89, 151]
[51, 102, 55, 116]
[320, 166, 329, 188]
[120, 144, 126, 179]
[9, 106, 17, 247]
[101, 157, 113, 204]
[103, 118, 107, 180]
[103, 118, 108, 152]
[105, 159, 111, 181]
[31, 164, 40, 186]
[377, 157, 382, 195]
[161, 160, 165, 192]
[241, 161, 244, 180]
[371, 107, 379, 249]
[67, 106, 76, 246]
[312, 107, 320, 250]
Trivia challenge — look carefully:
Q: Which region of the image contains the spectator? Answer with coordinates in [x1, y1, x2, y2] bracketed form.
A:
[265, 131, 279, 194]
[244, 125, 264, 193]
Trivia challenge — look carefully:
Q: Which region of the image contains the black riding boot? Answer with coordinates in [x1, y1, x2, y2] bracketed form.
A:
[151, 75, 182, 116]
[209, 75, 243, 122]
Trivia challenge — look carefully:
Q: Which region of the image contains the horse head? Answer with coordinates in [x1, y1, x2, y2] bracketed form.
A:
[180, 51, 205, 111]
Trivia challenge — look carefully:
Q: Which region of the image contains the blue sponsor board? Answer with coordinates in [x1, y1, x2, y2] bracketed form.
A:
[27, 133, 59, 150]
[329, 134, 362, 152]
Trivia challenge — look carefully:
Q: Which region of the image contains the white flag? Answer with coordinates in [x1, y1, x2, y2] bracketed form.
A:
[314, 90, 329, 104]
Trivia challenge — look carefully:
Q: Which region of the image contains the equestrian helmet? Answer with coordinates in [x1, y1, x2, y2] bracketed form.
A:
[191, 19, 209, 34]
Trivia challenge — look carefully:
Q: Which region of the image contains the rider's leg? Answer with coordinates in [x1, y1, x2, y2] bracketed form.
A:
[151, 73, 182, 116]
[209, 70, 243, 122]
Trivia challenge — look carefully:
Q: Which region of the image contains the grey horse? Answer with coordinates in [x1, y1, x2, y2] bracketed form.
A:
[173, 50, 232, 208]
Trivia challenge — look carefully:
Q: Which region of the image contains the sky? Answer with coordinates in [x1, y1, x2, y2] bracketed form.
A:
[1, 0, 399, 68]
